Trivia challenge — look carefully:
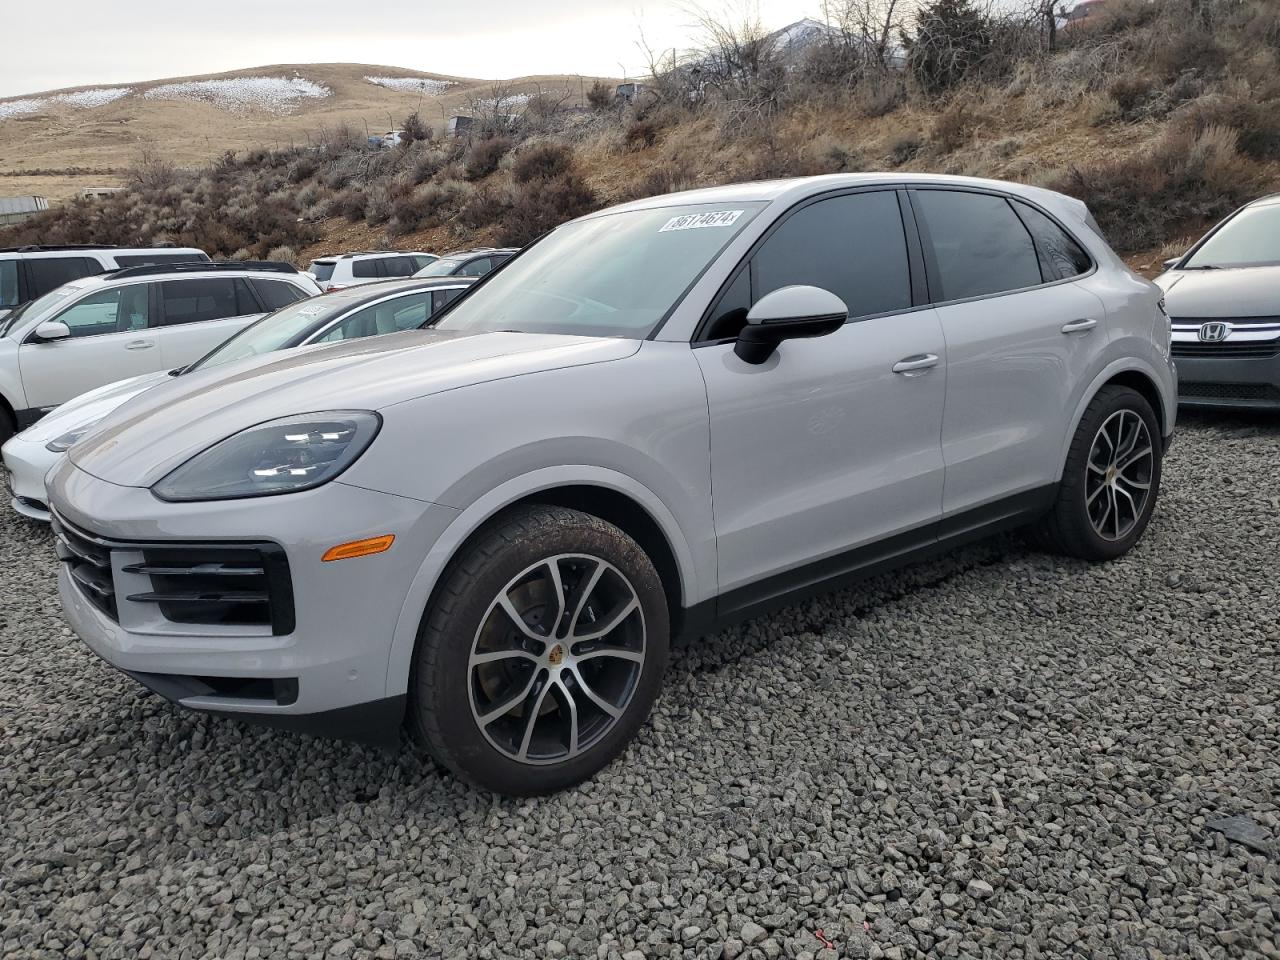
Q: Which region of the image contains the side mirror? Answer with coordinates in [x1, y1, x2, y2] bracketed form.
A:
[33, 320, 72, 343]
[734, 285, 848, 365]
[1162, 257, 1182, 270]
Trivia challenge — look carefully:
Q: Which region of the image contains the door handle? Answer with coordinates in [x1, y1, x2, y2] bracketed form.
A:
[892, 354, 940, 375]
[125, 339, 155, 351]
[1061, 318, 1098, 334]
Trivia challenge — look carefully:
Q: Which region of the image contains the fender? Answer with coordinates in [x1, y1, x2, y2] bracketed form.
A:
[1058, 355, 1175, 476]
[383, 465, 705, 698]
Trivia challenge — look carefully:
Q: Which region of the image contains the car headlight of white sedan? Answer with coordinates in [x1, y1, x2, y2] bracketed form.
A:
[152, 411, 381, 502]
[45, 419, 105, 454]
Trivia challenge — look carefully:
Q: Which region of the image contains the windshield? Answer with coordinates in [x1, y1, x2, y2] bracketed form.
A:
[309, 261, 336, 282]
[415, 258, 464, 277]
[1184, 203, 1280, 269]
[187, 298, 340, 371]
[434, 203, 764, 338]
[0, 283, 82, 337]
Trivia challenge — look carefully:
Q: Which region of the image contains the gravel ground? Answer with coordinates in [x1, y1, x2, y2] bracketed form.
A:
[2, 413, 1277, 960]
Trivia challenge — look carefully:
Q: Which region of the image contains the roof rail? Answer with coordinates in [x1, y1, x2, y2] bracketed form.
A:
[0, 244, 120, 253]
[338, 250, 413, 259]
[104, 260, 299, 281]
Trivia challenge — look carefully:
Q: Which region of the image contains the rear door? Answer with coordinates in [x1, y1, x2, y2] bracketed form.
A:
[152, 277, 264, 369]
[18, 283, 161, 408]
[909, 188, 1104, 515]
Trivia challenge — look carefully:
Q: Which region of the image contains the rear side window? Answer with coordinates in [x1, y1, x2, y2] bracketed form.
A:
[411, 255, 436, 271]
[310, 261, 336, 282]
[1011, 201, 1092, 281]
[26, 257, 102, 299]
[754, 191, 912, 318]
[914, 190, 1041, 301]
[0, 260, 18, 307]
[112, 252, 209, 267]
[53, 285, 150, 337]
[251, 278, 309, 311]
[157, 278, 249, 326]
[352, 259, 380, 279]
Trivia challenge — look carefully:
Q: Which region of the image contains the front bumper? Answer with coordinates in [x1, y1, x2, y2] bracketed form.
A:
[1173, 351, 1280, 410]
[49, 461, 459, 743]
[1, 434, 57, 522]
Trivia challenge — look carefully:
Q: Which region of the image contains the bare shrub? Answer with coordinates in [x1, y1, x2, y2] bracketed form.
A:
[500, 174, 597, 246]
[512, 143, 575, 183]
[887, 131, 924, 165]
[930, 102, 981, 152]
[587, 80, 614, 110]
[464, 137, 514, 180]
[266, 245, 298, 264]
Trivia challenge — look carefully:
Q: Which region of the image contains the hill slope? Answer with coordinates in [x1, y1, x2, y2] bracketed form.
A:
[0, 63, 617, 200]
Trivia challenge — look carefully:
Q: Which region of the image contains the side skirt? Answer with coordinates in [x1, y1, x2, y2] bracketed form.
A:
[678, 485, 1056, 639]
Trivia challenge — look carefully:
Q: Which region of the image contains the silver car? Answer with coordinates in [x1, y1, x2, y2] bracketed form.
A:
[48, 174, 1177, 795]
[1155, 193, 1280, 409]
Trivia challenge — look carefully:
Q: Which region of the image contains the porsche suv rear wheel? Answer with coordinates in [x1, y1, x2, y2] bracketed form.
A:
[408, 505, 669, 795]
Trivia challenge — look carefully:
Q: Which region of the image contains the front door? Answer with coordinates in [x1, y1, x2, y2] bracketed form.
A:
[694, 189, 948, 608]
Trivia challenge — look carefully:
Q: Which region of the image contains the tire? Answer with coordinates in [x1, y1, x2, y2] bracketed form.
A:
[1036, 385, 1163, 561]
[408, 505, 670, 795]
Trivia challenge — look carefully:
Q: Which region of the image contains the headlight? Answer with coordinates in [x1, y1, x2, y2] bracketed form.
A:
[46, 419, 104, 454]
[152, 411, 381, 502]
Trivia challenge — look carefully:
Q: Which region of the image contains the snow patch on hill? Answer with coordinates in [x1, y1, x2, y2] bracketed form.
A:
[0, 87, 133, 121]
[143, 77, 330, 113]
[365, 77, 455, 96]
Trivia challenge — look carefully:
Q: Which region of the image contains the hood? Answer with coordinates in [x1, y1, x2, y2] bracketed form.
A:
[1157, 266, 1280, 319]
[70, 329, 639, 487]
[20, 370, 174, 444]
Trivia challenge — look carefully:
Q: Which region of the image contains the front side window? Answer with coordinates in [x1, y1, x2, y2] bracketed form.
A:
[1183, 203, 1280, 269]
[27, 257, 101, 299]
[434, 202, 765, 339]
[701, 191, 912, 342]
[914, 190, 1042, 301]
[54, 285, 150, 338]
[157, 278, 253, 326]
[1011, 201, 1092, 281]
[0, 260, 18, 308]
[316, 293, 431, 343]
[431, 287, 465, 313]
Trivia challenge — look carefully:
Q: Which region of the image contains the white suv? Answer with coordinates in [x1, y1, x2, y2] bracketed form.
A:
[0, 261, 319, 442]
[307, 251, 438, 292]
[0, 245, 210, 320]
[48, 175, 1176, 795]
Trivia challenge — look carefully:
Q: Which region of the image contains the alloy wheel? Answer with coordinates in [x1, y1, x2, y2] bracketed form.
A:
[467, 554, 646, 765]
[1085, 409, 1154, 542]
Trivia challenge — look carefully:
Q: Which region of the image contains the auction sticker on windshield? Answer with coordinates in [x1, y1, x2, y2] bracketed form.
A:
[659, 210, 744, 233]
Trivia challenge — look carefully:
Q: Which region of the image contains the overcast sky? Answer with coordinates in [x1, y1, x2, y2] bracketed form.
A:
[0, 0, 823, 98]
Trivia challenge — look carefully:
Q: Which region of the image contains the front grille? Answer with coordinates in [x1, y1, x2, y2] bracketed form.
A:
[53, 517, 117, 620]
[1172, 342, 1280, 360]
[52, 512, 295, 635]
[1179, 382, 1280, 402]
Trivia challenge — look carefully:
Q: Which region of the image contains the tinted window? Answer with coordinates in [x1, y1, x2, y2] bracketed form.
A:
[0, 260, 18, 307]
[411, 255, 437, 271]
[458, 257, 492, 277]
[381, 256, 418, 278]
[251, 278, 309, 310]
[915, 191, 1041, 300]
[754, 191, 912, 319]
[316, 293, 431, 342]
[431, 287, 465, 314]
[352, 259, 380, 279]
[27, 257, 101, 298]
[702, 266, 752, 341]
[310, 261, 336, 282]
[158, 278, 244, 326]
[112, 252, 210, 267]
[1011, 201, 1091, 281]
[54, 285, 150, 337]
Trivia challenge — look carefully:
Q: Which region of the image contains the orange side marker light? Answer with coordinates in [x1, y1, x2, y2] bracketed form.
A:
[322, 534, 396, 562]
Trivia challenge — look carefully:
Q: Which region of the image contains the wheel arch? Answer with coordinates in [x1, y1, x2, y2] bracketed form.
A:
[1059, 360, 1172, 478]
[384, 467, 702, 700]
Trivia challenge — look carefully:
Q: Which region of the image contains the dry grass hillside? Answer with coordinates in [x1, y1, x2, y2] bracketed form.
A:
[0, 63, 617, 200]
[3, 0, 1278, 268]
